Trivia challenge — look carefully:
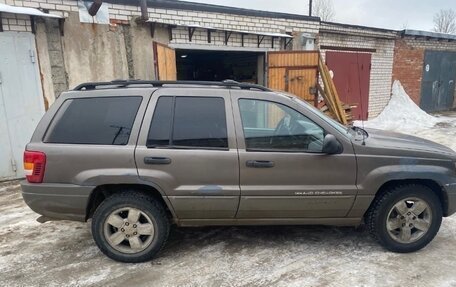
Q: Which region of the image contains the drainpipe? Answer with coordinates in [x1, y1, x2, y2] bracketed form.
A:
[88, 0, 103, 16]
[139, 0, 149, 21]
[309, 0, 313, 16]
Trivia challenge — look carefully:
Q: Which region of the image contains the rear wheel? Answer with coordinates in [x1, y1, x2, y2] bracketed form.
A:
[92, 192, 169, 263]
[366, 184, 442, 253]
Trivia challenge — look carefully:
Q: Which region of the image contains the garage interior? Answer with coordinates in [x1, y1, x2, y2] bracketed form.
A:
[175, 50, 265, 84]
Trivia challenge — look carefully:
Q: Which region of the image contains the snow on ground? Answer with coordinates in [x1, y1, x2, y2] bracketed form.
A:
[1, 181, 456, 286]
[355, 80, 456, 151]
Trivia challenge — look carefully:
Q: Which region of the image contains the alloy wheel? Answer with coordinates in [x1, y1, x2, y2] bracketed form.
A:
[386, 197, 432, 244]
[103, 207, 155, 254]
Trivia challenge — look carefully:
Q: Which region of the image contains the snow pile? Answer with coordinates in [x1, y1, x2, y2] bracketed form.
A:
[355, 80, 440, 131]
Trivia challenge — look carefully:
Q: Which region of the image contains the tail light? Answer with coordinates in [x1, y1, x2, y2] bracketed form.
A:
[24, 151, 46, 183]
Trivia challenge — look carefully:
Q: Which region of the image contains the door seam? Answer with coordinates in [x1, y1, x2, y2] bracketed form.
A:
[228, 90, 242, 218]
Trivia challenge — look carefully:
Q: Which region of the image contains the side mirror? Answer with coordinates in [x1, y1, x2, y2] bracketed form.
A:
[322, 134, 343, 154]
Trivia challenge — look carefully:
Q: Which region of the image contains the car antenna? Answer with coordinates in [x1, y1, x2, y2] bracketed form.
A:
[356, 53, 367, 146]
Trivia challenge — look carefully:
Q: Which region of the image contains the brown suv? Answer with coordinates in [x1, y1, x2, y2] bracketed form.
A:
[21, 80, 456, 263]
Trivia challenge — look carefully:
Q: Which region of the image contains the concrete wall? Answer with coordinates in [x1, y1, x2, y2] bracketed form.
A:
[129, 20, 168, 81]
[61, 13, 129, 88]
[318, 23, 396, 119]
[392, 37, 456, 106]
[44, 17, 69, 96]
[34, 18, 55, 108]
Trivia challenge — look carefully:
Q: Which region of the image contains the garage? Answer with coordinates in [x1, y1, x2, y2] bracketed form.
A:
[153, 42, 319, 103]
[420, 50, 456, 112]
[175, 49, 264, 84]
[326, 51, 372, 121]
[0, 4, 62, 180]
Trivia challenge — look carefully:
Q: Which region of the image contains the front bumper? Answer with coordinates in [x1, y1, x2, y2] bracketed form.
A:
[445, 183, 456, 217]
[21, 181, 94, 222]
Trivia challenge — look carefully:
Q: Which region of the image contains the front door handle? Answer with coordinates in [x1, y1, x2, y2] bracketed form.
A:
[144, 157, 172, 165]
[246, 160, 275, 168]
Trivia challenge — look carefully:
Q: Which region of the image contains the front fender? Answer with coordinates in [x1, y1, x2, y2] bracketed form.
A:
[358, 164, 454, 195]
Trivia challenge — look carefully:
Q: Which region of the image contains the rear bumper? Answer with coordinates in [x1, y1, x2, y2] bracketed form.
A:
[445, 183, 456, 217]
[21, 181, 94, 222]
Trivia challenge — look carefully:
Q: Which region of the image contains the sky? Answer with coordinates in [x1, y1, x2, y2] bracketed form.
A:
[181, 0, 455, 31]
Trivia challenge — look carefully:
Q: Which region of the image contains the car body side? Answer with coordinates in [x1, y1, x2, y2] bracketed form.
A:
[21, 87, 456, 226]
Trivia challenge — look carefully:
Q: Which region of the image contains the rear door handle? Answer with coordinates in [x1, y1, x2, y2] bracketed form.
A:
[144, 157, 172, 165]
[246, 160, 275, 168]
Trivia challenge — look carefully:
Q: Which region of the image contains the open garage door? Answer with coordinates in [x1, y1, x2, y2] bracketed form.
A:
[267, 51, 319, 102]
[154, 42, 177, 80]
[175, 50, 263, 84]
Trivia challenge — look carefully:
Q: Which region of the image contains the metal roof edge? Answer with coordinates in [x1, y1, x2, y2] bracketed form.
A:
[401, 29, 456, 41]
[105, 0, 320, 22]
[320, 21, 398, 35]
[0, 3, 63, 18]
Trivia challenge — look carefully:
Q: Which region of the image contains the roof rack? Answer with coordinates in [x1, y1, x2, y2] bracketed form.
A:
[73, 80, 272, 92]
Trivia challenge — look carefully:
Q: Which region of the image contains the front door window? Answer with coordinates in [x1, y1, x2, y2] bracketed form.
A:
[238, 99, 325, 152]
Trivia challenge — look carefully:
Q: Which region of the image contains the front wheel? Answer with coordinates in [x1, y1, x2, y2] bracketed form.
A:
[366, 184, 443, 253]
[91, 192, 170, 263]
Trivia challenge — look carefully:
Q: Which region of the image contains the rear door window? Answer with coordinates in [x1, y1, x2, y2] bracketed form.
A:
[44, 96, 142, 145]
[147, 96, 228, 149]
[147, 96, 173, 147]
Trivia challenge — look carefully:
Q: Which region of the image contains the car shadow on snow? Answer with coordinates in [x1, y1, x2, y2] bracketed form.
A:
[158, 224, 380, 260]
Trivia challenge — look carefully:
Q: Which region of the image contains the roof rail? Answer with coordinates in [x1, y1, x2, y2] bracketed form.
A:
[73, 80, 272, 92]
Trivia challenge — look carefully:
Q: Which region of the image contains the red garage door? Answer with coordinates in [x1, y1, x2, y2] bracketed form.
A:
[326, 51, 371, 120]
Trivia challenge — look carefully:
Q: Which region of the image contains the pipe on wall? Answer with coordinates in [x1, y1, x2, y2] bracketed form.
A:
[88, 0, 103, 16]
[139, 0, 149, 21]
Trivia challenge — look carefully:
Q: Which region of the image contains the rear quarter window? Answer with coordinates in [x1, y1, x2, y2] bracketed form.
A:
[44, 96, 142, 145]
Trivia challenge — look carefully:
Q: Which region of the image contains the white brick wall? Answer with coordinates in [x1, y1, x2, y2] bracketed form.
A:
[319, 23, 396, 118]
[146, 5, 319, 49]
[1, 12, 32, 32]
[171, 26, 283, 50]
[1, 0, 319, 49]
[402, 37, 456, 51]
[148, 8, 319, 35]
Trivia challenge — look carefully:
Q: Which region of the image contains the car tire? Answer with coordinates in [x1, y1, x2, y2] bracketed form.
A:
[366, 184, 442, 253]
[91, 192, 170, 263]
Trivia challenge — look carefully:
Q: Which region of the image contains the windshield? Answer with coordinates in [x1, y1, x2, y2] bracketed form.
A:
[277, 92, 354, 137]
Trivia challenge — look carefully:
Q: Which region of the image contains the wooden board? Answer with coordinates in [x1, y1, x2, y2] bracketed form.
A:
[154, 42, 177, 81]
[268, 51, 319, 68]
[318, 54, 348, 125]
[287, 68, 318, 101]
[267, 51, 318, 101]
[268, 67, 286, 91]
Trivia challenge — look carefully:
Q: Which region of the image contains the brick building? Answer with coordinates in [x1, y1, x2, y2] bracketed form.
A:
[319, 22, 396, 119]
[392, 30, 456, 112]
